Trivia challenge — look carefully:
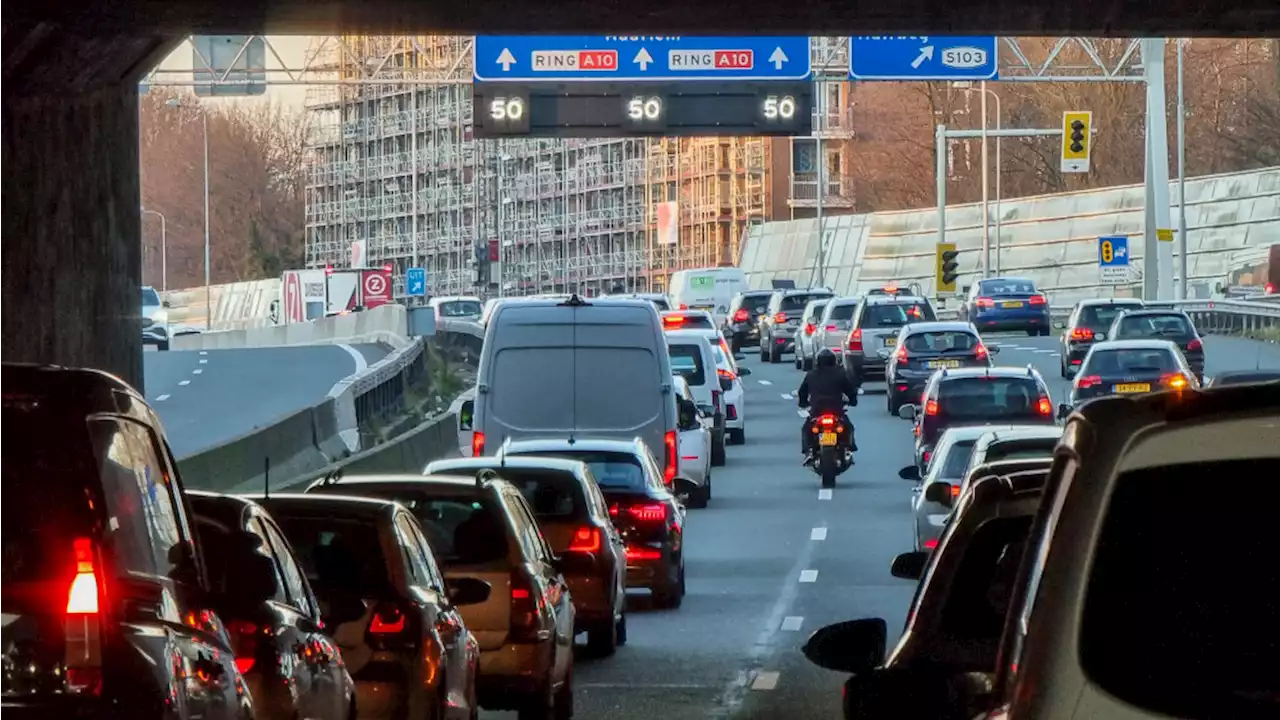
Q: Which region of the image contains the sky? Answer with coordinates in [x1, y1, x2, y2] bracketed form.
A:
[144, 36, 315, 110]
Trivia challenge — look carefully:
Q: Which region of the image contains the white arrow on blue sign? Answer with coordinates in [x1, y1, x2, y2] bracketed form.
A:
[849, 36, 999, 81]
[474, 36, 812, 82]
[406, 267, 427, 297]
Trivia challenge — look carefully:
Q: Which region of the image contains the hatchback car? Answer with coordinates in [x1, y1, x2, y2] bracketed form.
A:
[707, 339, 748, 445]
[723, 290, 775, 353]
[900, 366, 1055, 474]
[966, 426, 1063, 473]
[500, 438, 689, 609]
[672, 375, 713, 505]
[255, 494, 488, 720]
[1066, 339, 1199, 410]
[3, 365, 257, 720]
[760, 288, 835, 363]
[1104, 308, 1205, 381]
[666, 330, 727, 465]
[844, 295, 938, 387]
[1055, 298, 1145, 377]
[795, 297, 832, 370]
[882, 321, 996, 414]
[811, 296, 862, 364]
[960, 276, 1051, 336]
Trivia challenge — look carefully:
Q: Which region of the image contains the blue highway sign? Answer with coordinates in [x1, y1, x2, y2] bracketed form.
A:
[474, 36, 812, 82]
[849, 36, 999, 81]
[406, 267, 426, 297]
[1098, 236, 1130, 285]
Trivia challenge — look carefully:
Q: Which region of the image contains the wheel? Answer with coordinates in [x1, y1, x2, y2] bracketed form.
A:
[1026, 329, 1038, 337]
[730, 337, 741, 354]
[1060, 356, 1069, 379]
[804, 356, 815, 371]
[727, 428, 745, 445]
[769, 345, 782, 363]
[886, 389, 898, 415]
[687, 480, 709, 509]
[158, 340, 170, 351]
[820, 447, 837, 489]
[652, 564, 685, 609]
[616, 613, 628, 646]
[587, 616, 619, 657]
[553, 665, 573, 720]
[759, 341, 769, 362]
[710, 432, 727, 467]
[794, 354, 803, 369]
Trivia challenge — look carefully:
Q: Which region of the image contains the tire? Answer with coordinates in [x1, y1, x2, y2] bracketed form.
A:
[769, 345, 782, 364]
[710, 432, 727, 467]
[820, 447, 837, 489]
[587, 617, 619, 657]
[1060, 356, 1069, 379]
[158, 340, 170, 351]
[652, 564, 685, 609]
[730, 337, 741, 354]
[616, 613, 628, 646]
[727, 428, 745, 445]
[553, 665, 573, 720]
[886, 389, 898, 415]
[759, 341, 770, 362]
[794, 355, 803, 370]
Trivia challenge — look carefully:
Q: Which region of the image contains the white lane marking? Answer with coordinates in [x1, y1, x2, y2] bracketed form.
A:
[781, 393, 793, 400]
[757, 379, 773, 386]
[780, 616, 805, 632]
[192, 369, 203, 375]
[155, 394, 170, 401]
[796, 409, 807, 419]
[811, 527, 828, 540]
[799, 569, 819, 583]
[198, 358, 208, 364]
[178, 380, 190, 386]
[337, 343, 368, 373]
[198, 351, 208, 356]
[818, 489, 833, 501]
[750, 671, 780, 691]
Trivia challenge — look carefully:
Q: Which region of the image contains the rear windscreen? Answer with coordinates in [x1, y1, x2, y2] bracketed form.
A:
[940, 440, 977, 479]
[668, 343, 707, 386]
[272, 515, 393, 596]
[805, 302, 830, 319]
[491, 347, 575, 430]
[1081, 458, 1279, 717]
[517, 451, 647, 491]
[1085, 348, 1179, 375]
[826, 303, 858, 322]
[574, 347, 664, 432]
[937, 378, 1043, 420]
[439, 300, 482, 318]
[862, 302, 937, 328]
[905, 330, 979, 353]
[499, 469, 585, 520]
[986, 446, 1054, 463]
[1079, 304, 1141, 330]
[1113, 314, 1195, 340]
[978, 279, 1036, 295]
[781, 293, 833, 312]
[649, 298, 671, 312]
[739, 295, 771, 315]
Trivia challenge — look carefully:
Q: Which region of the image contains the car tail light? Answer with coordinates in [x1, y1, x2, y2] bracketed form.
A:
[975, 297, 995, 308]
[847, 328, 863, 352]
[228, 620, 261, 675]
[1161, 372, 1190, 389]
[471, 430, 485, 457]
[773, 312, 787, 324]
[726, 404, 738, 420]
[1036, 397, 1053, 416]
[1186, 338, 1202, 351]
[1029, 294, 1047, 305]
[974, 343, 988, 361]
[626, 547, 664, 561]
[733, 308, 749, 322]
[1070, 327, 1094, 341]
[804, 322, 816, 336]
[950, 484, 961, 498]
[368, 604, 407, 634]
[711, 389, 721, 411]
[924, 538, 939, 550]
[629, 503, 667, 522]
[662, 315, 685, 327]
[895, 344, 908, 362]
[663, 430, 678, 484]
[1266, 282, 1275, 294]
[718, 368, 736, 382]
[825, 324, 838, 332]
[65, 537, 103, 695]
[1076, 375, 1103, 389]
[922, 449, 932, 465]
[568, 527, 602, 553]
[924, 400, 939, 416]
[818, 414, 837, 428]
[508, 571, 541, 642]
[678, 304, 688, 310]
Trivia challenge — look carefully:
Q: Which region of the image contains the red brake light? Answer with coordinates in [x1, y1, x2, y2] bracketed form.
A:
[67, 538, 100, 615]
[628, 503, 667, 522]
[229, 620, 260, 675]
[922, 449, 932, 465]
[663, 430, 678, 484]
[895, 343, 908, 362]
[773, 312, 788, 324]
[1036, 397, 1053, 416]
[950, 484, 961, 497]
[924, 538, 939, 550]
[818, 415, 836, 428]
[324, 264, 334, 275]
[804, 323, 816, 336]
[1161, 372, 1189, 389]
[1070, 327, 1094, 341]
[847, 328, 863, 352]
[568, 527, 602, 553]
[1076, 375, 1102, 389]
[924, 400, 939, 416]
[733, 308, 749, 322]
[825, 324, 838, 332]
[64, 537, 103, 695]
[508, 571, 540, 641]
[1029, 294, 1047, 305]
[975, 297, 995, 308]
[471, 430, 485, 457]
[718, 368, 735, 381]
[368, 606, 406, 634]
[1187, 338, 1202, 351]
[626, 547, 664, 561]
[678, 304, 688, 310]
[1265, 282, 1275, 294]
[974, 343, 988, 361]
[663, 315, 685, 327]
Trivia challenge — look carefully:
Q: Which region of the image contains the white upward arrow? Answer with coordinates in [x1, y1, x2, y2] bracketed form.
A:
[769, 47, 789, 70]
[497, 48, 516, 71]
[633, 48, 653, 71]
[911, 45, 934, 69]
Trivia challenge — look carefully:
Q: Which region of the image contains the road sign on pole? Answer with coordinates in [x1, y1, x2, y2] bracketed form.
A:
[936, 242, 960, 295]
[1099, 236, 1130, 285]
[849, 36, 998, 81]
[1061, 110, 1093, 173]
[406, 267, 427, 297]
[474, 36, 812, 82]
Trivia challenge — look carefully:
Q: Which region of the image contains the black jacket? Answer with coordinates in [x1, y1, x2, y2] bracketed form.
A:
[798, 366, 859, 415]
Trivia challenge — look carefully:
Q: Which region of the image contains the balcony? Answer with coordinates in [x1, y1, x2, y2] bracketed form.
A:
[788, 174, 856, 209]
[812, 107, 856, 139]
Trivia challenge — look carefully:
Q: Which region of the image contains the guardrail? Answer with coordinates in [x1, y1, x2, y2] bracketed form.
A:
[937, 297, 1280, 341]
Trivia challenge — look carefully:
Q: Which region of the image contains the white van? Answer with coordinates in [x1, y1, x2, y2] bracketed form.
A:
[668, 268, 749, 324]
[470, 295, 682, 483]
[664, 330, 728, 466]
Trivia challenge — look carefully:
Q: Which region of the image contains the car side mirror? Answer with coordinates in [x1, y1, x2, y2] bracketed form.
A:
[890, 551, 929, 580]
[801, 618, 887, 675]
[876, 348, 892, 360]
[897, 465, 920, 482]
[1057, 403, 1073, 420]
[737, 366, 751, 376]
[923, 481, 955, 507]
[162, 299, 172, 308]
[446, 577, 492, 607]
[671, 476, 699, 503]
[897, 404, 918, 421]
[458, 400, 474, 431]
[987, 345, 1000, 354]
[719, 377, 734, 392]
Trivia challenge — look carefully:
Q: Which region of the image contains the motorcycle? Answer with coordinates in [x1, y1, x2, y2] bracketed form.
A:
[803, 405, 855, 489]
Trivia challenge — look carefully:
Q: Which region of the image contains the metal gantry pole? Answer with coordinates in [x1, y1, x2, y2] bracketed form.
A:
[1141, 37, 1174, 301]
[936, 124, 947, 249]
[1176, 39, 1189, 300]
[202, 111, 212, 329]
[980, 84, 990, 278]
[814, 80, 826, 288]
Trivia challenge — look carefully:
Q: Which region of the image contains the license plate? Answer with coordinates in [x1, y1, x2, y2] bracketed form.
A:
[883, 337, 897, 346]
[1114, 383, 1151, 393]
[819, 432, 838, 446]
[1002, 301, 1023, 308]
[927, 360, 961, 369]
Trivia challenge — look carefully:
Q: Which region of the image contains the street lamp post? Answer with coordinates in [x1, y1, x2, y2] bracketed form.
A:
[141, 207, 168, 291]
[166, 98, 212, 328]
[965, 81, 1002, 277]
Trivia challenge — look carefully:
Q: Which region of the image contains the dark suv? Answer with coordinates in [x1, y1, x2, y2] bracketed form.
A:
[723, 291, 774, 353]
[2, 364, 256, 720]
[760, 288, 835, 363]
[1056, 298, 1145, 378]
[899, 366, 1055, 474]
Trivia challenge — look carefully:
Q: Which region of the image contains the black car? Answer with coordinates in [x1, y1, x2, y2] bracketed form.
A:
[1, 364, 255, 720]
[899, 366, 1055, 474]
[1056, 298, 1145, 378]
[187, 492, 355, 720]
[1104, 308, 1206, 381]
[882, 321, 996, 414]
[723, 291, 774, 353]
[1066, 339, 1200, 410]
[959, 276, 1051, 336]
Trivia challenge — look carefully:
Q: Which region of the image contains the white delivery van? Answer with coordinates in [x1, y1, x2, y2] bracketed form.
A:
[470, 295, 682, 483]
[668, 268, 749, 324]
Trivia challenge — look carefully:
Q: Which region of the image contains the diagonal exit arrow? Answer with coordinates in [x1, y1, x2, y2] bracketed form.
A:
[911, 46, 934, 69]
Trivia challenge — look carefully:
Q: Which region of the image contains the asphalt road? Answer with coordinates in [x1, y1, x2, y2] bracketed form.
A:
[143, 343, 390, 458]
[478, 331, 1280, 720]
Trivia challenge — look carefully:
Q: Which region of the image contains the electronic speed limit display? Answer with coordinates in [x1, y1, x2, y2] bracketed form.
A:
[473, 82, 812, 138]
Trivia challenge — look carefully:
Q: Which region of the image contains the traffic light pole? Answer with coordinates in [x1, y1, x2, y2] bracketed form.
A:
[1141, 38, 1175, 302]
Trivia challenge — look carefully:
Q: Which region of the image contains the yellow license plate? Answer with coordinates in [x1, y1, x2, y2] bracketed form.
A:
[927, 360, 961, 369]
[884, 337, 897, 346]
[819, 432, 838, 446]
[1002, 301, 1023, 308]
[1114, 383, 1151, 393]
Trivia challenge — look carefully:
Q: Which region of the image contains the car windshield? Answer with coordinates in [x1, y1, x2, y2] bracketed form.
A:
[141, 287, 160, 306]
[439, 300, 482, 317]
[937, 377, 1043, 420]
[1085, 348, 1179, 375]
[1079, 304, 1142, 330]
[979, 279, 1036, 295]
[864, 302, 936, 327]
[668, 343, 707, 386]
[939, 440, 978, 479]
[781, 293, 832, 312]
[517, 451, 647, 491]
[1114, 314, 1195, 339]
[905, 330, 979, 353]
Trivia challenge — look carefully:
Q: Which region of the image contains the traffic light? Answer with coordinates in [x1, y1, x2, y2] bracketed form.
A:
[936, 242, 960, 295]
[1061, 111, 1092, 173]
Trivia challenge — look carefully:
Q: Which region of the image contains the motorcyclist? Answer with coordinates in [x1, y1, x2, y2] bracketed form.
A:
[797, 349, 859, 463]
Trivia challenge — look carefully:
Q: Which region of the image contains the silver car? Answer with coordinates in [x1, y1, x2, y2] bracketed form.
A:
[759, 288, 834, 363]
[794, 298, 831, 370]
[141, 285, 171, 350]
[810, 296, 861, 368]
[843, 294, 937, 385]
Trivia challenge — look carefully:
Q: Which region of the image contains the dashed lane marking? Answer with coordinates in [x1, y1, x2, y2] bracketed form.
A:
[781, 393, 793, 400]
[192, 369, 203, 375]
[750, 671, 780, 691]
[155, 394, 170, 402]
[179, 380, 190, 386]
[198, 351, 208, 356]
[796, 409, 807, 419]
[811, 527, 828, 540]
[818, 489, 832, 501]
[198, 358, 208, 364]
[757, 379, 773, 386]
[799, 569, 819, 583]
[780, 616, 804, 632]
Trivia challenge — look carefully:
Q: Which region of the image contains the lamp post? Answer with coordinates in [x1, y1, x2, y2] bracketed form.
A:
[166, 97, 211, 328]
[141, 207, 168, 291]
[957, 81, 1003, 276]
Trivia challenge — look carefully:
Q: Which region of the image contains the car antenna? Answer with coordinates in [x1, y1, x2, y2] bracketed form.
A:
[263, 456, 270, 500]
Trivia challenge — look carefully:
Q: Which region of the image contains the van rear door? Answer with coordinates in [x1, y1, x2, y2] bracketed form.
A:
[572, 304, 670, 457]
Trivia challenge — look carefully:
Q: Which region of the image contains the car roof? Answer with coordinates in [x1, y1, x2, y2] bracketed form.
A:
[901, 321, 974, 334]
[663, 309, 714, 319]
[1077, 298, 1144, 307]
[737, 290, 775, 298]
[977, 426, 1065, 445]
[979, 276, 1035, 284]
[864, 294, 928, 305]
[937, 365, 1040, 380]
[776, 288, 833, 296]
[664, 329, 715, 345]
[1110, 308, 1191, 318]
[939, 424, 1025, 444]
[826, 296, 861, 306]
[1090, 339, 1183, 351]
[247, 492, 399, 519]
[503, 437, 644, 455]
[424, 455, 587, 476]
[3, 362, 154, 423]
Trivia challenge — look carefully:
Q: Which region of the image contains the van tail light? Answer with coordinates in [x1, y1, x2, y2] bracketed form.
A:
[732, 308, 749, 322]
[663, 430, 678, 484]
[773, 312, 788, 324]
[229, 620, 261, 675]
[471, 430, 485, 457]
[973, 343, 988, 361]
[847, 328, 863, 352]
[975, 297, 995, 309]
[895, 344, 909, 362]
[1186, 338, 1202, 352]
[1036, 397, 1053, 416]
[65, 537, 103, 695]
[568, 527, 602, 553]
[1029, 294, 1047, 306]
[509, 571, 541, 642]
[804, 322, 816, 336]
[1161, 372, 1190, 389]
[1076, 375, 1102, 389]
[924, 400, 939, 416]
[1070, 327, 1094, 341]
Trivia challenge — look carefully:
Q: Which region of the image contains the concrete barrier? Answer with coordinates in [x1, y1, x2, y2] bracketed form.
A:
[172, 303, 412, 351]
